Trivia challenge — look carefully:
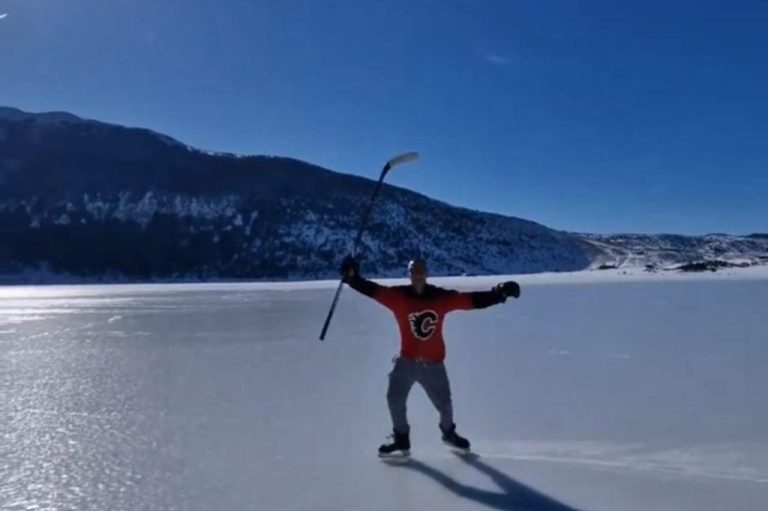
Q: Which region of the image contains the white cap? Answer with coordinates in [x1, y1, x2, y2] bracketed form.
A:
[408, 258, 428, 272]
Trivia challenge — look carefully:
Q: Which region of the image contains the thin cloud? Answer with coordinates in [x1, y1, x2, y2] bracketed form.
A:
[483, 52, 511, 67]
[0, 13, 8, 20]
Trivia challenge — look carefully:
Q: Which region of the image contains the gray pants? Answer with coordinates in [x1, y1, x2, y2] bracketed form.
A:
[387, 357, 454, 434]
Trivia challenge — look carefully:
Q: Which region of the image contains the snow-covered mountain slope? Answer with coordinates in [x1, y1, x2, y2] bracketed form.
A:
[0, 106, 765, 282]
[575, 233, 768, 270]
[0, 107, 590, 281]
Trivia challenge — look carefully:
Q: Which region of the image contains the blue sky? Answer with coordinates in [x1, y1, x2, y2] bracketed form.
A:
[1, 0, 766, 234]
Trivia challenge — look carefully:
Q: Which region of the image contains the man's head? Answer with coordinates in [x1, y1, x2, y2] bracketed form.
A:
[408, 258, 428, 293]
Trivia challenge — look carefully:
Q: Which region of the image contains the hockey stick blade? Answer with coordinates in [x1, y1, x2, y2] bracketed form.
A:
[385, 151, 419, 171]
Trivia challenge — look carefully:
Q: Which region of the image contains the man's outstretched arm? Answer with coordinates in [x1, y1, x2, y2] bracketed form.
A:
[444, 281, 522, 310]
[341, 255, 376, 297]
[475, 281, 521, 308]
[340, 256, 398, 307]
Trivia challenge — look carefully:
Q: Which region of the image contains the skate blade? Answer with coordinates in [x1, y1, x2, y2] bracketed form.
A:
[443, 442, 471, 455]
[378, 450, 410, 462]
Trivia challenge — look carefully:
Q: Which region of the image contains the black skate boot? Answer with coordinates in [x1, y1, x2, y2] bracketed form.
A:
[378, 429, 410, 460]
[440, 423, 471, 453]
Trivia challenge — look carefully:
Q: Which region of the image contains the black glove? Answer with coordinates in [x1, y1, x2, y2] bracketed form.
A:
[339, 255, 359, 281]
[493, 280, 521, 300]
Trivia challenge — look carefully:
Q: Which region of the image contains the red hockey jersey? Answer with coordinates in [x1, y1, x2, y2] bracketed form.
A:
[347, 277, 503, 362]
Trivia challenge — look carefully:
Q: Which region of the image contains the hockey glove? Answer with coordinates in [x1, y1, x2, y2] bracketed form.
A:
[339, 255, 359, 281]
[493, 281, 521, 300]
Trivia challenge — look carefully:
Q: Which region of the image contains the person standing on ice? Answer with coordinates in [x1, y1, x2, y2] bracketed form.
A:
[340, 256, 521, 458]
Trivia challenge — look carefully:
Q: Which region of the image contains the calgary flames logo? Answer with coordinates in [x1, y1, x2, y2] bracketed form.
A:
[408, 310, 439, 341]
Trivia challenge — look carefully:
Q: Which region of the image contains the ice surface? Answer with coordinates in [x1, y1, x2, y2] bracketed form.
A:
[1, 270, 767, 510]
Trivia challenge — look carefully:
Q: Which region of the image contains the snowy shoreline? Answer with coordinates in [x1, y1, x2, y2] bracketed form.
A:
[1, 264, 767, 295]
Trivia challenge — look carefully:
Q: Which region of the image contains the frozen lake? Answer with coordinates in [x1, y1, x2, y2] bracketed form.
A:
[1, 272, 767, 510]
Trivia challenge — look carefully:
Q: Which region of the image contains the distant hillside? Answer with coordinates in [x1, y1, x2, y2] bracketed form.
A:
[0, 107, 592, 282]
[574, 233, 768, 270]
[2, 107, 765, 283]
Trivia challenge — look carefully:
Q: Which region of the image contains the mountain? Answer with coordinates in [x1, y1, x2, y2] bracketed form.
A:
[1, 107, 765, 282]
[574, 233, 768, 270]
[0, 107, 596, 282]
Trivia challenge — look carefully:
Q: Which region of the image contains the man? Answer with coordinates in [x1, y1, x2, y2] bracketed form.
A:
[340, 256, 521, 458]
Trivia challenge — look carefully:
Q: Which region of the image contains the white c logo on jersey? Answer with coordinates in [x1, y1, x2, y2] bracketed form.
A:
[408, 310, 438, 340]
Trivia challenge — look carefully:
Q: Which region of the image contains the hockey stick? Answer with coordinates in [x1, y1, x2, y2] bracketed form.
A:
[319, 152, 419, 340]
